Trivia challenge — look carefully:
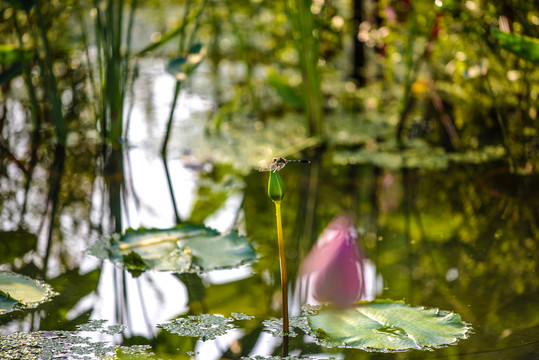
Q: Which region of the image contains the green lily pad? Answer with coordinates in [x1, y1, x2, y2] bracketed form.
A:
[306, 300, 472, 352]
[334, 141, 505, 170]
[0, 292, 19, 315]
[158, 313, 254, 341]
[0, 326, 119, 359]
[0, 271, 57, 315]
[94, 225, 256, 275]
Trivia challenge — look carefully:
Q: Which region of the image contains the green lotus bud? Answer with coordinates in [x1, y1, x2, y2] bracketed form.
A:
[268, 171, 285, 203]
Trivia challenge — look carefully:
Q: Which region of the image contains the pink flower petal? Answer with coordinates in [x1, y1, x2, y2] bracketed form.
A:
[299, 215, 366, 307]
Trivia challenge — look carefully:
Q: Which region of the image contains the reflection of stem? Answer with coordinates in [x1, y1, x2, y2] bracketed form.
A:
[35, 0, 65, 145]
[302, 151, 321, 257]
[274, 201, 289, 356]
[42, 145, 66, 277]
[136, 277, 155, 339]
[162, 158, 182, 224]
[161, 81, 182, 157]
[402, 168, 414, 303]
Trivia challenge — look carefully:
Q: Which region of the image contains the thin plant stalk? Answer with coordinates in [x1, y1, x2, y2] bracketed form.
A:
[268, 171, 289, 356]
[274, 201, 289, 355]
[162, 158, 182, 224]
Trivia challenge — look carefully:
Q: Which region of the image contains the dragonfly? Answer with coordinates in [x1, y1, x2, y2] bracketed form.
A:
[258, 157, 311, 173]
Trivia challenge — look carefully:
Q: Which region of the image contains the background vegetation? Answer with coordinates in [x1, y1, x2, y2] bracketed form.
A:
[0, 0, 538, 359]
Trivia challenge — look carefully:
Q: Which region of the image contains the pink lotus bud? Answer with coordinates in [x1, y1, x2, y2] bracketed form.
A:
[299, 215, 366, 307]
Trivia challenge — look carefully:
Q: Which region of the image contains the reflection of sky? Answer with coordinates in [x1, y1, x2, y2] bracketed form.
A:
[77, 62, 252, 359]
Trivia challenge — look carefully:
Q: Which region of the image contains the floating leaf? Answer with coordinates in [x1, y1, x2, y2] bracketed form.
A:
[158, 313, 251, 341]
[158, 313, 254, 342]
[0, 292, 19, 315]
[0, 271, 57, 314]
[94, 225, 256, 274]
[492, 28, 539, 65]
[334, 141, 505, 170]
[263, 316, 311, 338]
[76, 319, 125, 335]
[306, 300, 472, 351]
[0, 327, 118, 359]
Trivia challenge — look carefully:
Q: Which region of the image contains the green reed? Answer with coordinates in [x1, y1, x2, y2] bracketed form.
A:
[92, 0, 138, 146]
[287, 0, 323, 137]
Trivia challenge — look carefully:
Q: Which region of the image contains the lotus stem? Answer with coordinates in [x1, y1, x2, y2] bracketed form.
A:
[274, 201, 289, 355]
[267, 171, 289, 355]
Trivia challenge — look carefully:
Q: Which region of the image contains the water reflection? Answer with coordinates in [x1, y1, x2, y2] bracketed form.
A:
[1, 57, 538, 360]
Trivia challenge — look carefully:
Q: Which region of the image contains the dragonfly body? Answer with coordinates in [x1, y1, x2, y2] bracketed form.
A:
[258, 157, 310, 173]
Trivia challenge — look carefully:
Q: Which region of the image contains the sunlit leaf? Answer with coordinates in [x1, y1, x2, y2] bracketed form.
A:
[306, 300, 472, 351]
[94, 225, 256, 275]
[492, 28, 539, 65]
[0, 271, 56, 314]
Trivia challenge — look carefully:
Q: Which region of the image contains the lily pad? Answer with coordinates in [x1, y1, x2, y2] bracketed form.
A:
[305, 300, 472, 352]
[0, 292, 19, 315]
[0, 328, 117, 359]
[0, 271, 57, 315]
[94, 225, 256, 275]
[158, 313, 254, 341]
[334, 141, 505, 170]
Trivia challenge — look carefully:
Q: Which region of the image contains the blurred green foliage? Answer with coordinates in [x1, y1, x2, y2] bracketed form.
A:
[0, 0, 538, 359]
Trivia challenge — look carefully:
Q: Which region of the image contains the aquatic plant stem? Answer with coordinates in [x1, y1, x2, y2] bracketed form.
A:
[274, 200, 290, 356]
[267, 169, 289, 354]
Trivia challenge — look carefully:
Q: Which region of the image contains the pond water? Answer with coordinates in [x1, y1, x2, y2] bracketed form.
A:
[1, 73, 538, 358]
[1, 2, 539, 358]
